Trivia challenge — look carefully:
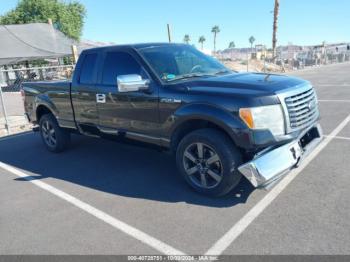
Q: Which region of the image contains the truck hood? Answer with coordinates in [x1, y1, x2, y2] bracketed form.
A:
[180, 72, 309, 96]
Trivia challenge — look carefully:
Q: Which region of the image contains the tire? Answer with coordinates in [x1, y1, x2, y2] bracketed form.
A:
[176, 128, 242, 197]
[39, 113, 70, 153]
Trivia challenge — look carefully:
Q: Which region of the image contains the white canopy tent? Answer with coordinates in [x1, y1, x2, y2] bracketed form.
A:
[0, 23, 75, 66]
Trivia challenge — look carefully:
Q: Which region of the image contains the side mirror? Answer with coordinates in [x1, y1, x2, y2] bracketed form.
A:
[117, 74, 150, 93]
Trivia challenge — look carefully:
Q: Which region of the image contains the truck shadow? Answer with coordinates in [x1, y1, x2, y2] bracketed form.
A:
[0, 133, 255, 208]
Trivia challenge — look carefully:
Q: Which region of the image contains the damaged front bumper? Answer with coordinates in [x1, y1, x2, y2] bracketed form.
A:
[238, 123, 323, 188]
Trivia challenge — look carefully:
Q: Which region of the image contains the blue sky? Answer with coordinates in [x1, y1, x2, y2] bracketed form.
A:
[1, 0, 349, 50]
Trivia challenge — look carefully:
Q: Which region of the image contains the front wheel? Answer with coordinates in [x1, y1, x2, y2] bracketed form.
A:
[39, 114, 70, 153]
[176, 128, 243, 197]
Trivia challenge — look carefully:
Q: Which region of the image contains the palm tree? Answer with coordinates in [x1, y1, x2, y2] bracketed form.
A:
[198, 36, 206, 50]
[211, 25, 220, 52]
[249, 36, 256, 51]
[229, 41, 235, 49]
[247, 36, 256, 71]
[272, 0, 280, 61]
[183, 34, 190, 44]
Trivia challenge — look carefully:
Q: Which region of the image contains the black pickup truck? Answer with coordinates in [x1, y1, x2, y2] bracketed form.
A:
[23, 43, 322, 196]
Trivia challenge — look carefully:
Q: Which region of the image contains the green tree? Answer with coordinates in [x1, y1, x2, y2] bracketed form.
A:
[229, 41, 235, 49]
[211, 25, 220, 52]
[0, 0, 86, 40]
[183, 34, 190, 44]
[198, 36, 206, 49]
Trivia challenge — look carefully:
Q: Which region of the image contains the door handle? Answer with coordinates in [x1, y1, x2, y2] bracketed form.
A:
[96, 94, 106, 103]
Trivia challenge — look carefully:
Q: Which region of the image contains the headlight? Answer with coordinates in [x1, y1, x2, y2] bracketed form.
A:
[239, 105, 285, 136]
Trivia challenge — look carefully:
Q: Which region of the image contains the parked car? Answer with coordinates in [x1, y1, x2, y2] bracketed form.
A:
[22, 43, 322, 196]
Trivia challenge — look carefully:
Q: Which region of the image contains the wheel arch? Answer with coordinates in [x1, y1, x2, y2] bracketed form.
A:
[34, 94, 58, 123]
[169, 104, 246, 151]
[36, 104, 56, 123]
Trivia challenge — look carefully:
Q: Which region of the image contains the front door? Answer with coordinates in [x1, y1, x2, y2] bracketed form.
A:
[96, 50, 159, 141]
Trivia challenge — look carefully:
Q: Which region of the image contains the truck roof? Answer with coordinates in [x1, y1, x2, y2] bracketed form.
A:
[82, 42, 186, 54]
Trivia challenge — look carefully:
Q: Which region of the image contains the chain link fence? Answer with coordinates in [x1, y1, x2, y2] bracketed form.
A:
[217, 44, 350, 73]
[0, 65, 74, 136]
[282, 49, 350, 70]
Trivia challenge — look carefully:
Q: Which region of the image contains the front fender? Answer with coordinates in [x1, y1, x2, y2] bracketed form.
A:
[168, 103, 249, 149]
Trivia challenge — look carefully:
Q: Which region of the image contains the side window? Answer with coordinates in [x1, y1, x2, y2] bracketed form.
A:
[102, 52, 142, 85]
[79, 53, 97, 84]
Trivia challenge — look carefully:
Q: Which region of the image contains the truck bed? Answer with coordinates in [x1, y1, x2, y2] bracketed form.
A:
[23, 80, 76, 129]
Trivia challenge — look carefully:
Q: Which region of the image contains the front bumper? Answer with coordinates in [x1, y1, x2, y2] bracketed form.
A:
[238, 123, 323, 188]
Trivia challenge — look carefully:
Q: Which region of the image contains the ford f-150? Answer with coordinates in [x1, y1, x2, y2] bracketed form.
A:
[23, 43, 323, 196]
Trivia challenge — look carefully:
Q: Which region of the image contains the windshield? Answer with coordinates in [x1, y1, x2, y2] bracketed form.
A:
[137, 44, 232, 82]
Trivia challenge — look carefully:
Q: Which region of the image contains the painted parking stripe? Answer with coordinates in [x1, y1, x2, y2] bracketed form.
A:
[318, 100, 350, 103]
[206, 114, 350, 255]
[315, 84, 350, 87]
[324, 135, 350, 141]
[0, 162, 185, 255]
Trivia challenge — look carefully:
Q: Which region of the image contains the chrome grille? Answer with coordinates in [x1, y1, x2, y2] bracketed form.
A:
[284, 87, 319, 130]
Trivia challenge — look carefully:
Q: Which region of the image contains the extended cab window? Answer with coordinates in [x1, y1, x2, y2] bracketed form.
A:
[79, 53, 97, 84]
[102, 52, 142, 85]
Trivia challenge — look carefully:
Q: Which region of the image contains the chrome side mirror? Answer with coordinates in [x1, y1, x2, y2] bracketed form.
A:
[117, 74, 150, 93]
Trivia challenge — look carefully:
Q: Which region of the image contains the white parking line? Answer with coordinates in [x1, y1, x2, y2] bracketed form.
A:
[206, 114, 350, 255]
[0, 162, 185, 255]
[315, 84, 350, 87]
[318, 100, 350, 103]
[324, 135, 350, 141]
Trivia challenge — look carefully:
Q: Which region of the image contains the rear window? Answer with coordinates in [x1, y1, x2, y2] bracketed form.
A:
[79, 53, 97, 84]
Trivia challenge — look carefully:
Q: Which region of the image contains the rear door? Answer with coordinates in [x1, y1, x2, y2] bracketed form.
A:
[71, 52, 100, 129]
[95, 48, 160, 140]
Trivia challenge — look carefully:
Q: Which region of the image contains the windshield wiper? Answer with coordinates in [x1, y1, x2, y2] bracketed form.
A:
[213, 69, 234, 75]
[166, 69, 234, 82]
[166, 73, 213, 82]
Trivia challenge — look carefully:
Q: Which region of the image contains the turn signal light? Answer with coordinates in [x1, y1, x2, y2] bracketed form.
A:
[239, 108, 254, 128]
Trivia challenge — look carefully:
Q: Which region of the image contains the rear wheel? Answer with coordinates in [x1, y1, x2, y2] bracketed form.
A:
[176, 128, 243, 197]
[39, 114, 70, 153]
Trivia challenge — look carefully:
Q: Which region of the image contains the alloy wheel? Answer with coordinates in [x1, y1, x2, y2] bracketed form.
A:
[41, 120, 57, 147]
[183, 142, 223, 189]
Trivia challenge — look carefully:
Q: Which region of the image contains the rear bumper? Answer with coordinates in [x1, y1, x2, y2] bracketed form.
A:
[238, 123, 323, 188]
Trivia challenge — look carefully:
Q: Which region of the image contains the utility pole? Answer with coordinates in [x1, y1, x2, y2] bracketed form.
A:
[71, 45, 78, 64]
[247, 50, 249, 72]
[167, 24, 172, 43]
[272, 0, 280, 62]
[323, 41, 327, 65]
[263, 46, 267, 72]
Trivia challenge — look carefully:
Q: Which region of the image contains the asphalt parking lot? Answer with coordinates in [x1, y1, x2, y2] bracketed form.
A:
[0, 62, 350, 255]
